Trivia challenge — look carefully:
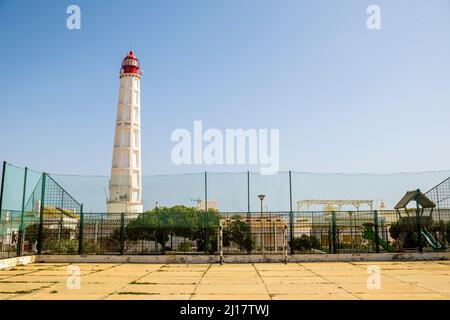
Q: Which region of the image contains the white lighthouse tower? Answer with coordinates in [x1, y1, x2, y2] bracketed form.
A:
[107, 50, 143, 214]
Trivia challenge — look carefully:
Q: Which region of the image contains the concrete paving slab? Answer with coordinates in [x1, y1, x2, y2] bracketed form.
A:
[51, 264, 117, 271]
[270, 293, 358, 300]
[194, 284, 267, 295]
[261, 276, 331, 285]
[257, 270, 316, 277]
[253, 263, 305, 270]
[26, 269, 93, 276]
[200, 278, 262, 285]
[161, 264, 210, 268]
[136, 276, 201, 285]
[75, 275, 135, 284]
[0, 275, 66, 283]
[111, 264, 164, 271]
[0, 270, 35, 276]
[190, 294, 270, 300]
[355, 293, 448, 300]
[301, 262, 361, 269]
[0, 293, 19, 300]
[414, 282, 450, 293]
[119, 284, 196, 294]
[0, 261, 449, 300]
[389, 275, 450, 282]
[335, 283, 434, 294]
[106, 293, 191, 300]
[265, 283, 346, 295]
[12, 292, 108, 300]
[323, 276, 400, 283]
[88, 270, 151, 277]
[0, 282, 53, 293]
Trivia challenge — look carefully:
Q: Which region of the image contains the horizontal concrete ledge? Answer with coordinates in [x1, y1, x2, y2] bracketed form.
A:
[35, 252, 450, 264]
[37, 255, 220, 264]
[0, 255, 37, 270]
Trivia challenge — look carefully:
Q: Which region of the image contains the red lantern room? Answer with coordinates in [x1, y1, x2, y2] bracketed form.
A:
[120, 50, 141, 75]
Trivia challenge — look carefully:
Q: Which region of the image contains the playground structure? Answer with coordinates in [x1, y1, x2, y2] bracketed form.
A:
[0, 161, 449, 259]
[394, 189, 445, 252]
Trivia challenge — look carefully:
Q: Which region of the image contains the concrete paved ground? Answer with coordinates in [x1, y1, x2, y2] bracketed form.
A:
[0, 261, 449, 300]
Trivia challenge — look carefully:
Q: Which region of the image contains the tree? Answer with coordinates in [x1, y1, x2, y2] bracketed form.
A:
[289, 234, 320, 252]
[122, 205, 221, 253]
[389, 216, 435, 250]
[222, 215, 253, 253]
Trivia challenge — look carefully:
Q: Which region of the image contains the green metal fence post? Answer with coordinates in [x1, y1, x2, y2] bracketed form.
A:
[247, 171, 250, 217]
[120, 213, 125, 255]
[0, 161, 6, 220]
[327, 222, 332, 253]
[288, 170, 294, 254]
[416, 199, 423, 253]
[78, 204, 84, 255]
[17, 167, 28, 256]
[204, 171, 208, 252]
[373, 210, 380, 253]
[435, 188, 445, 248]
[37, 173, 47, 254]
[331, 211, 338, 254]
[204, 171, 208, 211]
[161, 211, 166, 254]
[247, 171, 252, 254]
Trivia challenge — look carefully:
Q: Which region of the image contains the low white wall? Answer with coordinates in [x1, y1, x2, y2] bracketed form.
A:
[37, 252, 450, 264]
[0, 255, 37, 270]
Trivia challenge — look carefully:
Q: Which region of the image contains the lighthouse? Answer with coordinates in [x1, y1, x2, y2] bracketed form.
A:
[107, 51, 143, 214]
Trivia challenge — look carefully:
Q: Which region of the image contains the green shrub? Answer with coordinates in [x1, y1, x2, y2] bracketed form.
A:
[290, 234, 320, 252]
[389, 216, 436, 249]
[82, 240, 102, 254]
[44, 239, 78, 254]
[176, 241, 193, 252]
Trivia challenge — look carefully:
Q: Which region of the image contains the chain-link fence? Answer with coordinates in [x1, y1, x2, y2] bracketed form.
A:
[2, 208, 449, 258]
[1, 161, 449, 258]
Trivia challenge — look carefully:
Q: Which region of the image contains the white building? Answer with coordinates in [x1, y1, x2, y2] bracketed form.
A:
[107, 51, 143, 214]
[195, 200, 218, 211]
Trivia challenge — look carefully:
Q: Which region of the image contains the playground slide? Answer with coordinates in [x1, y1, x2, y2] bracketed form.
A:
[420, 227, 444, 251]
[363, 226, 395, 253]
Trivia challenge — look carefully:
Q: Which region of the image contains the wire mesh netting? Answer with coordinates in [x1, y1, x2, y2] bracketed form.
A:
[426, 177, 450, 210]
[0, 163, 82, 258]
[1, 161, 450, 257]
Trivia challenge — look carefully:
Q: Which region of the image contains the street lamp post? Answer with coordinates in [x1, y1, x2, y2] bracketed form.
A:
[258, 194, 265, 254]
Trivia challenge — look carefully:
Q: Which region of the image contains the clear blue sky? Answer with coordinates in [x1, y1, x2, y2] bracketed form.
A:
[1, 1, 450, 211]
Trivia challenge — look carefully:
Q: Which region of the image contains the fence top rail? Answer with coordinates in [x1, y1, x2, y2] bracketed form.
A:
[3, 161, 450, 177]
[76, 210, 405, 216]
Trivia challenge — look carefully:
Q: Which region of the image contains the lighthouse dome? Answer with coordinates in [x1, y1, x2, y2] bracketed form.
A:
[121, 50, 141, 75]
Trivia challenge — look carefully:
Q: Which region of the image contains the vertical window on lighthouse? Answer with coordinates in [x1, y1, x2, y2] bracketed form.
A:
[114, 128, 122, 147]
[123, 128, 131, 147]
[133, 91, 139, 105]
[133, 107, 140, 123]
[132, 150, 139, 167]
[116, 104, 123, 122]
[124, 104, 131, 121]
[133, 129, 139, 148]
